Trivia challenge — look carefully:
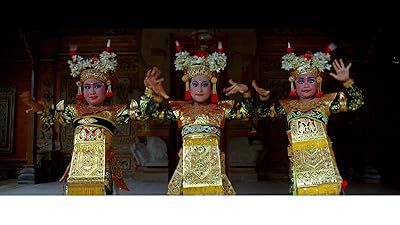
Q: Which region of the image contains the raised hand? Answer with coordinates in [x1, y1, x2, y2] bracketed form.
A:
[19, 91, 44, 114]
[144, 66, 169, 99]
[223, 79, 248, 96]
[252, 80, 270, 97]
[329, 59, 352, 82]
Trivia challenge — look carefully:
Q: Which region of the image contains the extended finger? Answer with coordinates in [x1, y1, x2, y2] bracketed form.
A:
[157, 87, 169, 99]
[339, 59, 345, 68]
[224, 84, 236, 93]
[144, 78, 150, 87]
[225, 90, 233, 96]
[332, 59, 339, 70]
[145, 68, 153, 78]
[333, 63, 340, 72]
[251, 80, 258, 89]
[151, 67, 161, 76]
[229, 89, 237, 95]
[230, 85, 240, 95]
[263, 90, 271, 96]
[161, 92, 169, 99]
[223, 84, 234, 92]
[346, 62, 352, 70]
[224, 87, 233, 96]
[155, 78, 164, 84]
[228, 79, 236, 85]
[238, 84, 248, 93]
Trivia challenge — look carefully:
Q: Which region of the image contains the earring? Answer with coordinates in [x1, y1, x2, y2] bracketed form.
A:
[75, 81, 84, 100]
[315, 77, 323, 98]
[105, 80, 113, 97]
[289, 76, 296, 97]
[183, 75, 191, 101]
[211, 77, 218, 103]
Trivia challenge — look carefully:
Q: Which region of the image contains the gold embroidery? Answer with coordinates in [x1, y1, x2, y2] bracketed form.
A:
[289, 117, 342, 195]
[182, 134, 223, 194]
[280, 93, 336, 112]
[67, 127, 106, 195]
[290, 117, 327, 143]
[77, 117, 98, 125]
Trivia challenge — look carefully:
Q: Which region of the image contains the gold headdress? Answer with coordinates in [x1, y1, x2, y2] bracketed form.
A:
[174, 41, 227, 103]
[67, 39, 118, 100]
[281, 42, 336, 97]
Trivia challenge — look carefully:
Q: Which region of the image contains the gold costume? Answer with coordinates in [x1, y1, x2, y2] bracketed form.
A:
[151, 95, 253, 195]
[256, 84, 364, 195]
[37, 40, 156, 195]
[255, 43, 365, 195]
[156, 39, 253, 195]
[40, 94, 153, 195]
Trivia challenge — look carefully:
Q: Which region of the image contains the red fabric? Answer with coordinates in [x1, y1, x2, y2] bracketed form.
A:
[175, 45, 183, 52]
[341, 179, 348, 190]
[90, 57, 99, 64]
[211, 93, 218, 103]
[105, 91, 113, 97]
[195, 50, 208, 58]
[185, 90, 191, 100]
[315, 92, 324, 98]
[69, 50, 77, 56]
[325, 47, 332, 53]
[304, 51, 313, 60]
[112, 176, 130, 191]
[75, 93, 84, 100]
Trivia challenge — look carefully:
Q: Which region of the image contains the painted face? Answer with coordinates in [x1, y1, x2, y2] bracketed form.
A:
[83, 78, 107, 106]
[295, 73, 317, 100]
[190, 75, 211, 104]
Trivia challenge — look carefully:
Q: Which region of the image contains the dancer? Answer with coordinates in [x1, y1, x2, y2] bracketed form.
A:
[144, 41, 253, 195]
[20, 40, 156, 195]
[252, 42, 364, 195]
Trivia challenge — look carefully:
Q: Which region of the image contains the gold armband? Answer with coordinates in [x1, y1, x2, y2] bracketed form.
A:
[242, 90, 251, 98]
[259, 94, 270, 101]
[343, 79, 354, 88]
[153, 95, 164, 104]
[145, 87, 153, 96]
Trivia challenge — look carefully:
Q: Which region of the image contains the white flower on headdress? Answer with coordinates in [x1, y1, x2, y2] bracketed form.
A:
[281, 51, 331, 72]
[174, 51, 191, 71]
[174, 50, 227, 72]
[312, 52, 332, 72]
[68, 50, 117, 78]
[208, 52, 227, 73]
